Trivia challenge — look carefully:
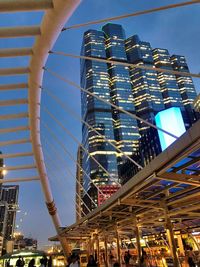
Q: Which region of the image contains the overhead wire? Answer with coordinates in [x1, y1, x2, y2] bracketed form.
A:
[61, 0, 200, 31]
[42, 87, 143, 170]
[43, 151, 85, 218]
[49, 51, 200, 79]
[43, 67, 178, 139]
[43, 152, 87, 218]
[41, 135, 97, 211]
[41, 119, 107, 198]
[42, 105, 121, 186]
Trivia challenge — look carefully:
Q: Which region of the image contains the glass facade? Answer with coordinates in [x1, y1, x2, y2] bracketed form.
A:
[102, 24, 139, 157]
[81, 29, 118, 201]
[0, 185, 19, 241]
[79, 23, 198, 208]
[170, 55, 198, 126]
[125, 35, 164, 133]
[152, 48, 183, 109]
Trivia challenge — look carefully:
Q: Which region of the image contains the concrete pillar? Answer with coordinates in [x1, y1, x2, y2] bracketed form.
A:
[116, 227, 121, 266]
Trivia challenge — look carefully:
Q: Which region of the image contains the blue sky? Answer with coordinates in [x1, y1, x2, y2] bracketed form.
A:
[0, 0, 199, 248]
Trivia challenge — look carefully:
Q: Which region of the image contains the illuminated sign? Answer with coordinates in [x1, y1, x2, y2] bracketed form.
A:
[155, 107, 186, 151]
[98, 185, 120, 206]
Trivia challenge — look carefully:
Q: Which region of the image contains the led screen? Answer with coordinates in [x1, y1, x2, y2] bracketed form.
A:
[155, 107, 186, 151]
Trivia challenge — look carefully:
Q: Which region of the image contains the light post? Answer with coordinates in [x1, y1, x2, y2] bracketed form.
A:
[2, 165, 7, 177]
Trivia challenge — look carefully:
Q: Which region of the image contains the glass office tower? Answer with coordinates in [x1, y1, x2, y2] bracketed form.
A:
[125, 35, 198, 166]
[125, 35, 164, 130]
[79, 23, 198, 209]
[102, 24, 140, 157]
[80, 25, 140, 210]
[80, 29, 119, 209]
[0, 185, 19, 241]
[125, 35, 164, 164]
[170, 55, 198, 126]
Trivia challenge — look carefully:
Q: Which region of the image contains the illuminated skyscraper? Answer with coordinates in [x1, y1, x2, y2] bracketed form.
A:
[80, 23, 198, 208]
[102, 24, 140, 156]
[170, 55, 198, 126]
[81, 29, 119, 209]
[125, 35, 165, 123]
[80, 24, 140, 210]
[125, 34, 198, 165]
[0, 185, 19, 241]
[75, 146, 83, 221]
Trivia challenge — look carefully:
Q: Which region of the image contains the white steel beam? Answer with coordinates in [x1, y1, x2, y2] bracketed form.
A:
[0, 177, 40, 183]
[0, 48, 32, 57]
[0, 99, 28, 106]
[28, 0, 81, 256]
[0, 113, 28, 120]
[0, 0, 53, 12]
[0, 126, 29, 134]
[0, 83, 28, 90]
[0, 26, 40, 38]
[0, 67, 29, 76]
[0, 165, 36, 171]
[0, 138, 30, 146]
[0, 152, 33, 159]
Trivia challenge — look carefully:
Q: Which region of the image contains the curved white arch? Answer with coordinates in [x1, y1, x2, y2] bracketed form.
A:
[28, 0, 81, 254]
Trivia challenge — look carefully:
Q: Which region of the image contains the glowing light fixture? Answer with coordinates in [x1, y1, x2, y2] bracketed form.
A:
[2, 165, 7, 176]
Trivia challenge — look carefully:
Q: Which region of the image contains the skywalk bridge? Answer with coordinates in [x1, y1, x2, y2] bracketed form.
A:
[51, 119, 200, 266]
[0, 1, 200, 266]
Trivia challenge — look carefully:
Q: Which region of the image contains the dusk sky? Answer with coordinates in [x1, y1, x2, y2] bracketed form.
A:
[0, 0, 199, 248]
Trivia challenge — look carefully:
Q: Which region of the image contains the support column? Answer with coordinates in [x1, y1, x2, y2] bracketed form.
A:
[95, 234, 100, 266]
[164, 214, 180, 266]
[177, 234, 185, 256]
[189, 233, 200, 251]
[135, 224, 142, 267]
[87, 237, 92, 257]
[116, 226, 121, 266]
[58, 236, 70, 258]
[91, 237, 95, 256]
[104, 234, 108, 267]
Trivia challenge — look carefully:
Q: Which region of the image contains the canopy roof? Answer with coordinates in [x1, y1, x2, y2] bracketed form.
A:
[50, 120, 200, 241]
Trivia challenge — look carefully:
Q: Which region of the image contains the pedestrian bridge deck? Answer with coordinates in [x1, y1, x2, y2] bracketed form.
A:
[50, 119, 200, 240]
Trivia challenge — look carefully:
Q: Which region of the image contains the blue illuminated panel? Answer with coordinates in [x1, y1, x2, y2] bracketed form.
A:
[155, 107, 186, 151]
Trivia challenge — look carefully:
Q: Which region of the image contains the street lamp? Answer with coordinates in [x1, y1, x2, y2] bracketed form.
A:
[2, 165, 7, 176]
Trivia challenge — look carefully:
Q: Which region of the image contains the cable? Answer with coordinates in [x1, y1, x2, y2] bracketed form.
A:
[41, 119, 107, 198]
[43, 150, 87, 217]
[42, 87, 143, 169]
[43, 67, 178, 139]
[42, 105, 121, 186]
[41, 135, 97, 210]
[50, 51, 200, 79]
[62, 0, 200, 31]
[44, 154, 85, 218]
